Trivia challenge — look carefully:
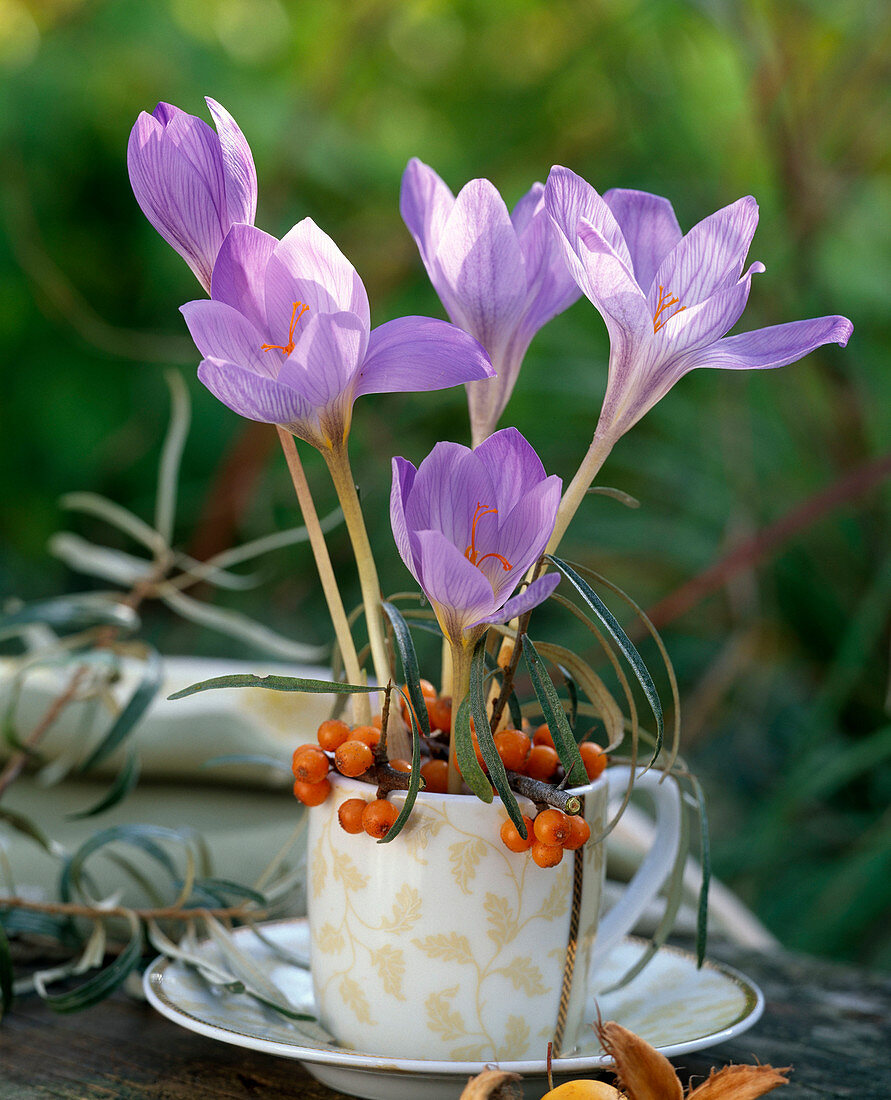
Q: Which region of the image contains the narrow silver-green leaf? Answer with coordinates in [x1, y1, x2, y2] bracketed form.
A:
[60, 824, 183, 903]
[155, 369, 191, 546]
[585, 486, 640, 508]
[42, 914, 142, 1013]
[453, 693, 492, 803]
[68, 750, 141, 819]
[0, 808, 53, 853]
[690, 774, 711, 967]
[0, 596, 138, 640]
[469, 639, 524, 833]
[547, 555, 663, 762]
[382, 601, 431, 739]
[0, 921, 13, 1019]
[378, 687, 423, 844]
[169, 673, 378, 700]
[521, 636, 587, 786]
[78, 647, 163, 772]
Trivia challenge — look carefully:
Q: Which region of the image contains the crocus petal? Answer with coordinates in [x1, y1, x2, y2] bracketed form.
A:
[390, 456, 420, 579]
[470, 572, 561, 628]
[659, 262, 764, 356]
[413, 529, 496, 642]
[354, 316, 493, 398]
[487, 475, 562, 601]
[278, 311, 367, 411]
[510, 182, 545, 237]
[433, 178, 527, 350]
[180, 299, 271, 376]
[545, 166, 633, 276]
[266, 219, 370, 334]
[197, 357, 314, 427]
[604, 188, 683, 295]
[210, 224, 278, 334]
[400, 158, 456, 269]
[576, 220, 651, 345]
[406, 442, 494, 551]
[651, 196, 759, 308]
[205, 96, 257, 226]
[681, 315, 853, 373]
[474, 427, 548, 517]
[128, 111, 221, 291]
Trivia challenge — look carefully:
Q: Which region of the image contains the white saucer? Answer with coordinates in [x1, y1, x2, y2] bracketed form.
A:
[144, 918, 763, 1100]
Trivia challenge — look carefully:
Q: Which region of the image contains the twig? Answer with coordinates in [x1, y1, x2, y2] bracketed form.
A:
[0, 665, 89, 800]
[507, 771, 582, 814]
[646, 448, 891, 629]
[0, 896, 265, 922]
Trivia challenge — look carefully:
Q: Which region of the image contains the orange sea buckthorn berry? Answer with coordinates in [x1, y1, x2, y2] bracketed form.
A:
[291, 745, 329, 784]
[428, 696, 452, 732]
[419, 679, 438, 699]
[334, 739, 374, 778]
[494, 728, 531, 772]
[525, 743, 559, 781]
[292, 777, 331, 806]
[362, 798, 399, 839]
[500, 815, 534, 853]
[579, 741, 608, 780]
[371, 713, 383, 729]
[338, 797, 368, 834]
[533, 807, 572, 846]
[531, 839, 564, 868]
[533, 723, 555, 748]
[563, 814, 592, 850]
[352, 724, 381, 748]
[389, 758, 412, 773]
[316, 718, 352, 752]
[419, 758, 449, 793]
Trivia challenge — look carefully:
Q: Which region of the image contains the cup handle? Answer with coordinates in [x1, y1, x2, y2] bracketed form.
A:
[592, 765, 682, 963]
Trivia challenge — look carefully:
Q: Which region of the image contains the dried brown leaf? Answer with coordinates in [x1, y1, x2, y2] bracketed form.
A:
[459, 1067, 523, 1099]
[597, 1021, 683, 1100]
[687, 1064, 791, 1098]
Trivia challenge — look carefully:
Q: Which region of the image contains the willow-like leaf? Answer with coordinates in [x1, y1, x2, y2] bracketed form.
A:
[155, 370, 190, 546]
[0, 922, 13, 1019]
[169, 673, 377, 701]
[193, 878, 267, 907]
[203, 914, 312, 1019]
[0, 596, 138, 641]
[382, 602, 431, 739]
[0, 808, 53, 853]
[454, 693, 491, 803]
[521, 636, 587, 786]
[689, 774, 711, 966]
[60, 824, 183, 903]
[559, 665, 579, 732]
[585, 486, 640, 508]
[569, 561, 680, 773]
[547, 556, 663, 763]
[78, 647, 162, 772]
[68, 750, 141, 819]
[379, 687, 423, 844]
[200, 753, 293, 775]
[48, 533, 151, 587]
[158, 586, 326, 661]
[41, 913, 142, 1013]
[470, 640, 523, 832]
[60, 492, 163, 553]
[532, 641, 624, 750]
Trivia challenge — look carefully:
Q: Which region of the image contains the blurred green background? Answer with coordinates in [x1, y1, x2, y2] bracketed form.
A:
[2, 0, 890, 967]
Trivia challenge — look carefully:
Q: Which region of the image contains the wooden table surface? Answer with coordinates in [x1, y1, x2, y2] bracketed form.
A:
[1, 940, 888, 1099]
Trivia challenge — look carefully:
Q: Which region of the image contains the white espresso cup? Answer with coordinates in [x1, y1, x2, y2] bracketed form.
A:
[306, 765, 681, 1060]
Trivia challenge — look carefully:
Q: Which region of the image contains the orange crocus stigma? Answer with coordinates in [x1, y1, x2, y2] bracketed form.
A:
[653, 286, 685, 333]
[262, 301, 310, 356]
[465, 503, 512, 572]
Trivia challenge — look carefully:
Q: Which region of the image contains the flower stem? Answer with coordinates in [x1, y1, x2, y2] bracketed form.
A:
[547, 430, 615, 556]
[323, 442, 407, 755]
[276, 428, 370, 724]
[448, 642, 474, 793]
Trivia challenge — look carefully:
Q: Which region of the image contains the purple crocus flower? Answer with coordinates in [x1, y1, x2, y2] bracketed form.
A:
[401, 159, 581, 447]
[390, 427, 562, 648]
[180, 220, 495, 450]
[128, 98, 257, 292]
[544, 166, 854, 447]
